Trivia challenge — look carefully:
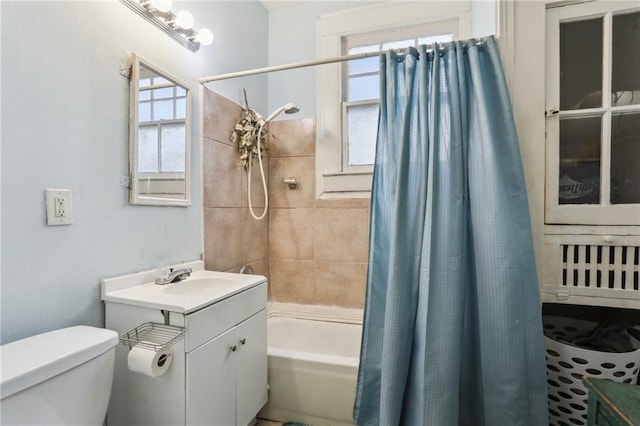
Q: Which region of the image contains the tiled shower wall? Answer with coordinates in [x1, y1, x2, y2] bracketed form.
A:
[267, 120, 369, 308]
[202, 89, 270, 277]
[203, 88, 369, 309]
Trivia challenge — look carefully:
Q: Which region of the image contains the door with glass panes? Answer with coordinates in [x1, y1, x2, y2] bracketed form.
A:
[545, 2, 640, 225]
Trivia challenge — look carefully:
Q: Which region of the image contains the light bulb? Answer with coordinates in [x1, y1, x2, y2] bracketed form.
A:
[150, 0, 172, 13]
[175, 10, 194, 29]
[196, 28, 214, 46]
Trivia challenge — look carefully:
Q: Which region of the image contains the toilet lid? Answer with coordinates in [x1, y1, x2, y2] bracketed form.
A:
[0, 326, 118, 399]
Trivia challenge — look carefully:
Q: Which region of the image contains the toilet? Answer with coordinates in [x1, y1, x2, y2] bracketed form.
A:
[0, 325, 119, 425]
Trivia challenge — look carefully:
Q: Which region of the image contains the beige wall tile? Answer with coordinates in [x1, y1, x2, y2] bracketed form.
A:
[314, 261, 367, 308]
[247, 259, 269, 281]
[268, 118, 316, 158]
[315, 208, 370, 263]
[204, 90, 371, 310]
[269, 259, 316, 304]
[269, 208, 315, 260]
[315, 197, 371, 209]
[344, 270, 367, 308]
[203, 88, 242, 146]
[203, 139, 242, 208]
[247, 259, 271, 301]
[269, 157, 315, 208]
[223, 262, 268, 291]
[242, 208, 269, 264]
[203, 207, 242, 272]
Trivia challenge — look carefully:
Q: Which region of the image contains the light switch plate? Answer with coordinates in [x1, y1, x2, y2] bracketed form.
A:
[46, 189, 73, 226]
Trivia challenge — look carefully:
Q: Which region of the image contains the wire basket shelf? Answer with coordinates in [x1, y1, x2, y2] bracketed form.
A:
[119, 322, 185, 352]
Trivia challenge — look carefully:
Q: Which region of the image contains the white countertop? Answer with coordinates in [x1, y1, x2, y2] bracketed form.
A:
[101, 261, 266, 314]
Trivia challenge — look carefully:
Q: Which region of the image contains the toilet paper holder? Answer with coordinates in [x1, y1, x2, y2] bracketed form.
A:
[120, 322, 185, 352]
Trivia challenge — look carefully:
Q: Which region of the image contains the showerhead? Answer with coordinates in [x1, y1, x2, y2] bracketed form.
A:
[263, 102, 300, 124]
[283, 102, 300, 114]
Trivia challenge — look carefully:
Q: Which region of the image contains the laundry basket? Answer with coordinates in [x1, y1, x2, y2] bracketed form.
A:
[543, 316, 640, 426]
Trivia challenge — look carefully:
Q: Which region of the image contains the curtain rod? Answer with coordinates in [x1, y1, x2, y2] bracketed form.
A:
[198, 38, 487, 84]
[199, 51, 384, 83]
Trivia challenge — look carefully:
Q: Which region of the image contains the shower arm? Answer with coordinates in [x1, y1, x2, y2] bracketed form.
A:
[246, 103, 299, 221]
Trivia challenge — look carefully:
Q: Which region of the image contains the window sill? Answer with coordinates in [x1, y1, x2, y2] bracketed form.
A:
[318, 171, 372, 199]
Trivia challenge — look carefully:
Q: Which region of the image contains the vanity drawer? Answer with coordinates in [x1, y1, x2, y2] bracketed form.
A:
[184, 282, 267, 352]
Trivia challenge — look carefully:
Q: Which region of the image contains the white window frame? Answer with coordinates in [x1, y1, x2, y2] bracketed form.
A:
[316, 2, 472, 199]
[545, 1, 640, 225]
[340, 24, 458, 174]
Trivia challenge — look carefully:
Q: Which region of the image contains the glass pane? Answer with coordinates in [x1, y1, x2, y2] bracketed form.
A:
[560, 18, 603, 110]
[160, 124, 186, 172]
[153, 87, 174, 100]
[154, 76, 169, 85]
[176, 98, 186, 119]
[139, 77, 151, 88]
[346, 103, 379, 166]
[349, 44, 379, 55]
[153, 100, 174, 120]
[138, 102, 151, 122]
[559, 116, 601, 204]
[348, 75, 379, 101]
[348, 57, 379, 76]
[348, 44, 380, 76]
[611, 112, 640, 204]
[139, 89, 151, 101]
[138, 126, 158, 172]
[612, 12, 640, 106]
[176, 86, 186, 96]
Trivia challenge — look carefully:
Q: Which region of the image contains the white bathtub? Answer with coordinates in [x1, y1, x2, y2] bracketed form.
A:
[258, 316, 362, 426]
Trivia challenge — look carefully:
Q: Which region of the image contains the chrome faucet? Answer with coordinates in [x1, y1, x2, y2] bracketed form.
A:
[155, 267, 192, 285]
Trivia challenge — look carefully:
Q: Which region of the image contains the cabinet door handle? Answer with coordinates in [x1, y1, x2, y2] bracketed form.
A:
[229, 344, 238, 352]
[239, 338, 246, 345]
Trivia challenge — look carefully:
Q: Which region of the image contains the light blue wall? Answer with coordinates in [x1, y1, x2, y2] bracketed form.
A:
[267, 2, 373, 119]
[0, 1, 268, 344]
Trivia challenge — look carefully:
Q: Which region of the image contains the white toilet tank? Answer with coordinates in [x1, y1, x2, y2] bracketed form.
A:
[0, 325, 119, 426]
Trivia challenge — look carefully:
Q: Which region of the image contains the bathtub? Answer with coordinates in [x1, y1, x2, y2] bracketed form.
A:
[258, 316, 362, 426]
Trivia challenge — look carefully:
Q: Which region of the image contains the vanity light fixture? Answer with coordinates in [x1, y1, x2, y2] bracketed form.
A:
[173, 10, 194, 30]
[120, 0, 213, 52]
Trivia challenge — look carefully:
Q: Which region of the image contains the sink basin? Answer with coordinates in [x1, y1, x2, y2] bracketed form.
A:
[102, 263, 266, 314]
[161, 277, 230, 295]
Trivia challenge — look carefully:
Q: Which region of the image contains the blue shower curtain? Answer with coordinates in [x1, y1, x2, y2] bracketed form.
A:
[353, 36, 549, 426]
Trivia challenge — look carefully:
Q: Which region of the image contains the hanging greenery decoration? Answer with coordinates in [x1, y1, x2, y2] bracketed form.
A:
[230, 90, 267, 170]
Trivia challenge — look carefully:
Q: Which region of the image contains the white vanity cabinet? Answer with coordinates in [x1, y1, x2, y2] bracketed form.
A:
[184, 283, 267, 426]
[102, 264, 268, 426]
[186, 309, 267, 426]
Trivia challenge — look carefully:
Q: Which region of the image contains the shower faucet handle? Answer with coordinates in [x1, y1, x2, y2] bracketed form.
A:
[283, 177, 298, 189]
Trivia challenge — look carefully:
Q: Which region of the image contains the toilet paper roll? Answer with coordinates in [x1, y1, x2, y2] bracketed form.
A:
[127, 342, 173, 377]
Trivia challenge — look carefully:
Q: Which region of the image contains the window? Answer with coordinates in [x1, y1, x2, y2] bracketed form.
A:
[316, 2, 471, 198]
[137, 73, 187, 174]
[545, 2, 640, 225]
[342, 28, 454, 172]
